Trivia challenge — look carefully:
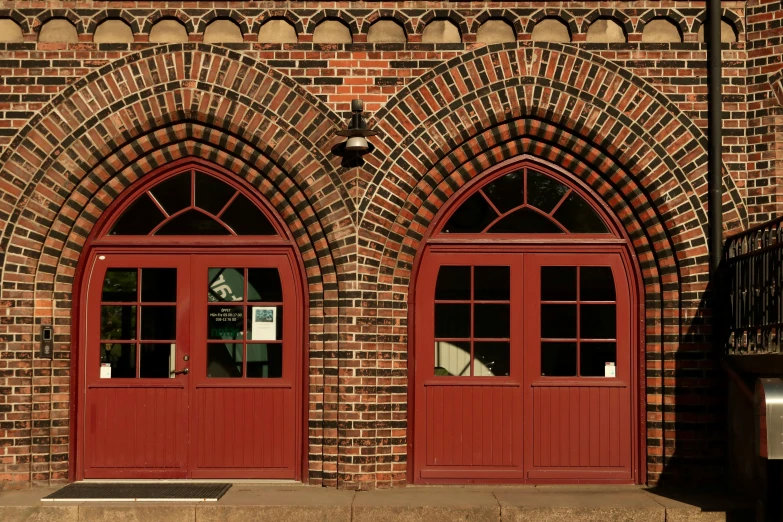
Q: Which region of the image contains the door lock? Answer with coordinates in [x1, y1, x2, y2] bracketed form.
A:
[171, 368, 190, 376]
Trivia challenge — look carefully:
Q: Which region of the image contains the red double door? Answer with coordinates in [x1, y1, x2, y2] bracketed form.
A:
[414, 250, 637, 483]
[82, 252, 300, 479]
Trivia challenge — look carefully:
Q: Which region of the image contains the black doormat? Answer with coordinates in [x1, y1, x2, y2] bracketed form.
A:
[42, 483, 231, 502]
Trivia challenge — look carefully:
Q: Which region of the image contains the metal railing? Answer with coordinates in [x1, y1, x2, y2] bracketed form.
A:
[725, 216, 783, 354]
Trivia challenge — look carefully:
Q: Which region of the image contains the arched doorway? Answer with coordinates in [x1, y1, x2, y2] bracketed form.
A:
[411, 157, 642, 484]
[74, 158, 305, 480]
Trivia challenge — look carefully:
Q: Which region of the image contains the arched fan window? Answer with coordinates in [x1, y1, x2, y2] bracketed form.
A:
[109, 169, 278, 236]
[440, 166, 610, 235]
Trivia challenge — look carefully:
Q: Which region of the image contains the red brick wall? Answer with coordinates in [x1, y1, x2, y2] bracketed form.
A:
[0, 0, 775, 490]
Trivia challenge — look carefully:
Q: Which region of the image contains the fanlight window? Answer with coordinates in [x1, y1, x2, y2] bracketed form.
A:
[109, 170, 278, 236]
[441, 166, 609, 234]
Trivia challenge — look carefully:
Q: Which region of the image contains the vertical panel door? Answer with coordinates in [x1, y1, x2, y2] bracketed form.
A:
[84, 254, 191, 478]
[190, 254, 299, 478]
[523, 253, 633, 482]
[415, 253, 524, 482]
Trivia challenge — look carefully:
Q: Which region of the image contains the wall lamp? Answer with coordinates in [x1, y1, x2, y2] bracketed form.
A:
[335, 99, 379, 153]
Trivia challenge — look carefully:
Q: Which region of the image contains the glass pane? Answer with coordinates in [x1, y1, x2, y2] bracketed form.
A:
[552, 193, 609, 233]
[474, 266, 509, 300]
[580, 267, 615, 301]
[487, 208, 562, 234]
[434, 340, 471, 376]
[101, 305, 136, 340]
[150, 172, 191, 215]
[541, 304, 576, 339]
[139, 343, 174, 378]
[483, 170, 524, 213]
[247, 268, 283, 302]
[541, 342, 577, 376]
[434, 303, 470, 338]
[110, 194, 166, 235]
[208, 305, 245, 340]
[102, 269, 137, 302]
[141, 306, 176, 340]
[474, 304, 510, 338]
[221, 194, 277, 235]
[247, 305, 283, 341]
[207, 343, 243, 378]
[100, 343, 136, 378]
[435, 266, 470, 300]
[526, 170, 569, 213]
[208, 268, 244, 302]
[474, 342, 510, 377]
[141, 268, 177, 302]
[580, 304, 616, 339]
[155, 209, 231, 235]
[247, 343, 283, 378]
[541, 267, 576, 301]
[195, 171, 236, 215]
[442, 192, 498, 233]
[580, 342, 617, 377]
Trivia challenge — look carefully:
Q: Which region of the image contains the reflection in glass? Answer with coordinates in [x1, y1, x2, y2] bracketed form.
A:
[221, 194, 277, 235]
[208, 268, 244, 302]
[110, 194, 165, 235]
[100, 306, 136, 340]
[580, 267, 615, 301]
[195, 171, 236, 214]
[141, 268, 177, 302]
[474, 266, 510, 300]
[488, 208, 562, 234]
[208, 306, 244, 340]
[483, 170, 524, 213]
[102, 269, 137, 302]
[100, 343, 136, 378]
[149, 172, 190, 215]
[541, 267, 576, 301]
[474, 342, 510, 376]
[246, 306, 283, 341]
[155, 209, 230, 235]
[552, 192, 609, 233]
[541, 304, 576, 339]
[435, 266, 470, 300]
[580, 304, 616, 339]
[541, 342, 577, 376]
[580, 342, 617, 377]
[526, 170, 569, 213]
[207, 343, 243, 378]
[247, 268, 283, 302]
[140, 343, 173, 378]
[474, 304, 510, 338]
[434, 341, 471, 376]
[247, 344, 283, 378]
[434, 303, 471, 338]
[141, 306, 176, 340]
[443, 193, 497, 233]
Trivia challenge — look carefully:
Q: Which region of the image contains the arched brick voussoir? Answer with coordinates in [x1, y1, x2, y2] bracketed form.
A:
[0, 44, 354, 268]
[364, 43, 747, 240]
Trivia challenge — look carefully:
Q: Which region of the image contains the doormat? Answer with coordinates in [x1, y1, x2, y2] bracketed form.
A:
[42, 483, 232, 502]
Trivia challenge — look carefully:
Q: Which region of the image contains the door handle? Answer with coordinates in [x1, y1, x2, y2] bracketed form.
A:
[171, 368, 189, 376]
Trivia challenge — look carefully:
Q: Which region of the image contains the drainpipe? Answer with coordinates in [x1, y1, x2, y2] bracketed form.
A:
[707, 0, 723, 340]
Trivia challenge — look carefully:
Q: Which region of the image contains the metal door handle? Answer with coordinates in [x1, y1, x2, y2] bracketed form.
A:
[171, 368, 189, 375]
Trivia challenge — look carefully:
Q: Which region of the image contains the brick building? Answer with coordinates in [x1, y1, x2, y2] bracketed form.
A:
[0, 0, 780, 490]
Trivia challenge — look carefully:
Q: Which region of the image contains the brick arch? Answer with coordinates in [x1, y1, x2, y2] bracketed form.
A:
[469, 10, 524, 37]
[529, 9, 579, 36]
[33, 10, 85, 34]
[196, 10, 252, 35]
[359, 10, 414, 37]
[581, 9, 634, 36]
[304, 10, 360, 36]
[86, 10, 141, 35]
[691, 9, 744, 37]
[636, 10, 688, 36]
[140, 10, 195, 34]
[250, 10, 305, 35]
[0, 9, 30, 33]
[415, 10, 469, 36]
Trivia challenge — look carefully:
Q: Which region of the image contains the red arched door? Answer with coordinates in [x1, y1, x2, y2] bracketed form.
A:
[412, 159, 641, 484]
[76, 160, 303, 479]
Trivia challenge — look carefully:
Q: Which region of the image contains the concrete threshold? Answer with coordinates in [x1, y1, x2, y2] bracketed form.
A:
[0, 483, 754, 522]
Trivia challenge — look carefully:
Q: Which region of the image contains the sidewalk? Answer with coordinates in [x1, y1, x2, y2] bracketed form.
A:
[0, 483, 753, 522]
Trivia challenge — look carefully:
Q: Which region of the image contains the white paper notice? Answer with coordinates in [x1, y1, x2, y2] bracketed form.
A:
[100, 363, 112, 379]
[251, 306, 277, 341]
[604, 362, 616, 378]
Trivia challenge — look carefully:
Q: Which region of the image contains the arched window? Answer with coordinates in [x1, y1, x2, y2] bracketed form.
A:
[438, 164, 611, 235]
[108, 169, 279, 236]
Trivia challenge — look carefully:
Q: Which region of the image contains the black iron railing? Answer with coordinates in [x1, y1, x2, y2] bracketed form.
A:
[725, 217, 783, 354]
